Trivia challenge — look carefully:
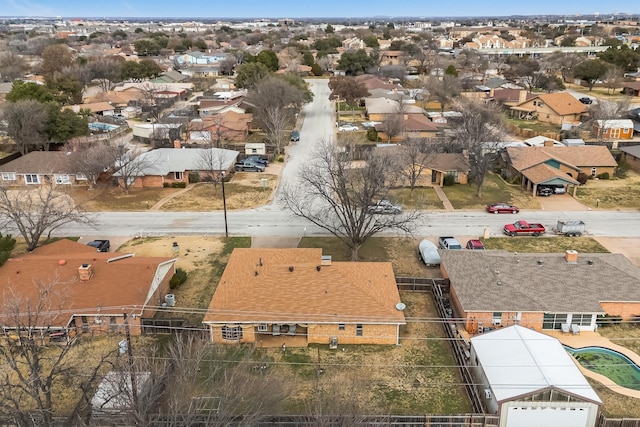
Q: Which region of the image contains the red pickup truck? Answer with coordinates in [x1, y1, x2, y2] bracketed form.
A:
[503, 220, 545, 237]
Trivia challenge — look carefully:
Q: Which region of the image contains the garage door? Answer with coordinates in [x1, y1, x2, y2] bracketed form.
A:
[504, 406, 590, 427]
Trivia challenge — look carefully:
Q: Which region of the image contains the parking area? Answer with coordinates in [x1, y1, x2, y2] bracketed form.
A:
[536, 194, 589, 211]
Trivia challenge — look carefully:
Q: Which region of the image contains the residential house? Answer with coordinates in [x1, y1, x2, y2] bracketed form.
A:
[202, 248, 406, 346]
[471, 325, 601, 427]
[378, 146, 469, 186]
[342, 37, 365, 50]
[440, 249, 640, 334]
[151, 69, 189, 84]
[364, 97, 423, 122]
[175, 50, 228, 65]
[63, 101, 115, 116]
[374, 113, 440, 141]
[0, 151, 89, 186]
[488, 88, 535, 107]
[503, 145, 617, 195]
[622, 81, 640, 97]
[113, 145, 239, 188]
[594, 119, 635, 140]
[379, 50, 405, 66]
[188, 111, 253, 144]
[619, 145, 640, 173]
[355, 74, 402, 93]
[510, 92, 588, 125]
[0, 239, 176, 337]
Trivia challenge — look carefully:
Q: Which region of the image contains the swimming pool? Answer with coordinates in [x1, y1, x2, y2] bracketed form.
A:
[566, 346, 640, 391]
[88, 122, 119, 132]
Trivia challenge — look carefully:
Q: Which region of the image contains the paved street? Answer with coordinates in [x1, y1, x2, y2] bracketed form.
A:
[53, 80, 640, 241]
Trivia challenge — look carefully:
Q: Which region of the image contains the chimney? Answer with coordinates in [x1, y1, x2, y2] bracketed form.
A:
[565, 250, 579, 264]
[489, 88, 495, 97]
[78, 264, 94, 281]
[543, 140, 554, 147]
[321, 255, 332, 266]
[173, 139, 181, 149]
[518, 90, 528, 104]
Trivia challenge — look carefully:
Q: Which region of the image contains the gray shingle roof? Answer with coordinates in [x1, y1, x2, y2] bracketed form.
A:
[440, 250, 640, 313]
[115, 147, 239, 177]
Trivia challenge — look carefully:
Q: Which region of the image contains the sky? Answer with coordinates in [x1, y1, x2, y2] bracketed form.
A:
[0, 0, 638, 19]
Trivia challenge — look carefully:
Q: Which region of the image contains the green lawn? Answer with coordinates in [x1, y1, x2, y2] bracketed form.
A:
[441, 172, 540, 210]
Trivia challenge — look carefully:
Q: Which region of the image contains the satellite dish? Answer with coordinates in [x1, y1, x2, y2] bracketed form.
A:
[395, 302, 406, 311]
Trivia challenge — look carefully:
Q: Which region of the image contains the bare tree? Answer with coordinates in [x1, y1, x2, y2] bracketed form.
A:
[329, 76, 370, 120]
[381, 111, 404, 143]
[0, 183, 90, 251]
[110, 145, 153, 194]
[247, 76, 307, 155]
[65, 141, 117, 188]
[589, 98, 632, 140]
[603, 66, 624, 94]
[282, 140, 422, 260]
[425, 75, 461, 112]
[447, 100, 506, 198]
[0, 51, 28, 81]
[196, 146, 233, 192]
[398, 138, 439, 192]
[3, 99, 49, 154]
[0, 279, 118, 427]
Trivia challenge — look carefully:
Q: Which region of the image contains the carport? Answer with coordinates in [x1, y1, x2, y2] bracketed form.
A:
[518, 163, 580, 197]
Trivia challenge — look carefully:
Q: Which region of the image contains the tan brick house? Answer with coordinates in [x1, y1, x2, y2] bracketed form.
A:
[439, 250, 640, 334]
[503, 145, 617, 195]
[0, 152, 88, 186]
[203, 248, 406, 347]
[510, 92, 588, 124]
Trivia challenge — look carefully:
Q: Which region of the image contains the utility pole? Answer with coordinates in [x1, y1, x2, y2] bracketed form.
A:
[221, 171, 229, 238]
[122, 312, 139, 410]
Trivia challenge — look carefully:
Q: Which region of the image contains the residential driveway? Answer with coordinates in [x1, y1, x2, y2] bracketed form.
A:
[77, 235, 131, 253]
[251, 236, 300, 248]
[593, 237, 640, 266]
[537, 194, 589, 211]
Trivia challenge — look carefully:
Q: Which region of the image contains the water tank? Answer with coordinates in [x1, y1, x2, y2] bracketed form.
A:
[165, 294, 176, 307]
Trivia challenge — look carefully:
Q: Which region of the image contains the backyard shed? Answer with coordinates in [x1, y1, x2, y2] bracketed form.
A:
[470, 325, 601, 427]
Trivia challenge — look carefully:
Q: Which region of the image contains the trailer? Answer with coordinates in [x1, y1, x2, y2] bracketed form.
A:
[553, 220, 586, 237]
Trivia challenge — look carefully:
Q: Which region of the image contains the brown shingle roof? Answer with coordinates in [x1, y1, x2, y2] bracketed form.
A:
[0, 152, 73, 174]
[403, 114, 440, 132]
[441, 250, 640, 313]
[520, 163, 580, 185]
[506, 146, 617, 171]
[0, 240, 175, 327]
[203, 248, 405, 325]
[518, 92, 588, 116]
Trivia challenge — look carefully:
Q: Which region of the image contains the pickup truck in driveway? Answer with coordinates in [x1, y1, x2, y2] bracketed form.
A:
[503, 220, 546, 236]
[438, 236, 462, 250]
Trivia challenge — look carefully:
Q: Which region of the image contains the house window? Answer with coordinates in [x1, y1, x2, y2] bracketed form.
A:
[591, 167, 597, 177]
[257, 323, 268, 332]
[24, 174, 40, 184]
[571, 314, 592, 326]
[338, 323, 345, 331]
[1, 172, 16, 181]
[447, 171, 458, 182]
[356, 324, 363, 336]
[222, 325, 243, 341]
[492, 312, 502, 325]
[174, 171, 184, 180]
[75, 173, 87, 181]
[54, 174, 71, 185]
[542, 313, 568, 330]
[251, 148, 257, 153]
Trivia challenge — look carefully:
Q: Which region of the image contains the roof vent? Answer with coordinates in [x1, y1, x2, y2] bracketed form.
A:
[588, 259, 594, 266]
[288, 266, 294, 272]
[395, 302, 406, 311]
[496, 281, 502, 286]
[537, 260, 543, 266]
[254, 271, 259, 276]
[316, 265, 321, 272]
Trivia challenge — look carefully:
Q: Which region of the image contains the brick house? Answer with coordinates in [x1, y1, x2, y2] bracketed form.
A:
[202, 248, 406, 347]
[376, 146, 469, 186]
[510, 92, 588, 125]
[0, 239, 176, 338]
[0, 151, 89, 186]
[619, 145, 640, 173]
[113, 146, 239, 188]
[503, 145, 617, 195]
[439, 250, 640, 334]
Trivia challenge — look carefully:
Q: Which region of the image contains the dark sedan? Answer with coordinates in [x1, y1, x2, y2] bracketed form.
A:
[486, 203, 519, 214]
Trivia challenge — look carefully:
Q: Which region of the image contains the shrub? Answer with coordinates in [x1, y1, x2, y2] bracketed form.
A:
[311, 63, 323, 76]
[188, 171, 200, 183]
[596, 172, 610, 180]
[366, 128, 378, 141]
[163, 182, 170, 188]
[577, 172, 589, 185]
[443, 174, 456, 186]
[171, 182, 187, 188]
[169, 268, 188, 289]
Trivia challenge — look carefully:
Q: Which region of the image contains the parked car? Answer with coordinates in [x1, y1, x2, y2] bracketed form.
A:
[418, 239, 441, 267]
[465, 239, 486, 250]
[537, 187, 554, 197]
[438, 236, 462, 250]
[338, 124, 359, 132]
[361, 121, 381, 128]
[246, 155, 268, 167]
[87, 240, 110, 252]
[235, 159, 265, 172]
[367, 200, 402, 214]
[486, 203, 519, 214]
[290, 130, 300, 142]
[579, 97, 593, 105]
[539, 185, 566, 194]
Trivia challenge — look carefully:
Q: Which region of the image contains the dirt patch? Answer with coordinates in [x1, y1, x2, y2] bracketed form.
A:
[118, 236, 223, 271]
[386, 237, 442, 277]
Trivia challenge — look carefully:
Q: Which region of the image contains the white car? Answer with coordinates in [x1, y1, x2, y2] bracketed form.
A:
[361, 121, 381, 128]
[367, 200, 402, 214]
[338, 124, 359, 132]
[418, 240, 441, 267]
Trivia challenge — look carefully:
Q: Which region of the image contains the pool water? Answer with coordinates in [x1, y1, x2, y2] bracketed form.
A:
[566, 346, 640, 391]
[88, 122, 119, 132]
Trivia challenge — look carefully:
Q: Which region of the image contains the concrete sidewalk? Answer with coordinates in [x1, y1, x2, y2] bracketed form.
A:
[432, 185, 455, 211]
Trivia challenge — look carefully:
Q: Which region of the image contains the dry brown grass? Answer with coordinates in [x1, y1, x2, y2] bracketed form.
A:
[71, 186, 180, 211]
[575, 170, 640, 209]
